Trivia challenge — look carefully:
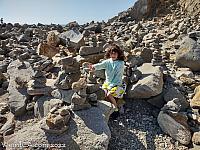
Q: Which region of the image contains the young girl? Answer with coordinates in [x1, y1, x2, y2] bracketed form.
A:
[89, 44, 126, 118]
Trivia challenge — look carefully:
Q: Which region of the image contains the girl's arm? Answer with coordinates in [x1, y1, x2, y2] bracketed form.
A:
[89, 60, 107, 71]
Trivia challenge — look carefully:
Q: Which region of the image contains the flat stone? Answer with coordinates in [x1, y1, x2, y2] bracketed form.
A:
[79, 46, 103, 56]
[76, 52, 105, 64]
[58, 56, 74, 66]
[27, 87, 52, 96]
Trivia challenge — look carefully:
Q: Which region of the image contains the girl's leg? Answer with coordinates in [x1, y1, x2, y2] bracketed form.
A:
[107, 92, 118, 108]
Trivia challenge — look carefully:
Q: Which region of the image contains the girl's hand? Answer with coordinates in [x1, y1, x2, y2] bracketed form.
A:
[88, 64, 94, 71]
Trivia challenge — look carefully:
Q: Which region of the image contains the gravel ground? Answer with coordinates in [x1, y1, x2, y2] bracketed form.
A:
[108, 99, 188, 150]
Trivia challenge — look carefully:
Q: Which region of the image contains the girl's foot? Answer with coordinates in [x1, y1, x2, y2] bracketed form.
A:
[110, 109, 120, 120]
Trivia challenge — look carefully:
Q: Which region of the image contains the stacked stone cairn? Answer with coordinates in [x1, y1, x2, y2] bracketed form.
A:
[77, 35, 105, 64]
[71, 77, 91, 110]
[54, 55, 81, 90]
[41, 105, 71, 134]
[27, 70, 48, 96]
[151, 48, 163, 66]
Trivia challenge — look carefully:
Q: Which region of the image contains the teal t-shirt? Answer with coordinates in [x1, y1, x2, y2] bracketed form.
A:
[93, 58, 124, 89]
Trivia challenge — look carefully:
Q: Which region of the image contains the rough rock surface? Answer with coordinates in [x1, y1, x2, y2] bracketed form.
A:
[126, 63, 163, 99]
[7, 60, 34, 116]
[5, 101, 114, 150]
[175, 34, 200, 71]
[157, 111, 191, 145]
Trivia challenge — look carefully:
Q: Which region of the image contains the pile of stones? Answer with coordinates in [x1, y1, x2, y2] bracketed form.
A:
[0, 0, 199, 149]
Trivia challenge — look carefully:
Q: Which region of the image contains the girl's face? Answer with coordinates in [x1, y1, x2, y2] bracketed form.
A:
[110, 51, 118, 60]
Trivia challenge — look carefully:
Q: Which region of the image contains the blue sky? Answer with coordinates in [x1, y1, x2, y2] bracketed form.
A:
[0, 0, 136, 25]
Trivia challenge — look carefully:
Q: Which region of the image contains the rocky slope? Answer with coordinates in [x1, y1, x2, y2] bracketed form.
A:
[0, 0, 200, 149]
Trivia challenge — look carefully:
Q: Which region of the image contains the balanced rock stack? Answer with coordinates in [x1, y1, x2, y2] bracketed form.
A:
[27, 70, 48, 95]
[82, 62, 105, 100]
[0, 0, 200, 149]
[41, 106, 71, 134]
[54, 55, 81, 90]
[151, 48, 163, 66]
[71, 77, 91, 110]
[77, 36, 105, 64]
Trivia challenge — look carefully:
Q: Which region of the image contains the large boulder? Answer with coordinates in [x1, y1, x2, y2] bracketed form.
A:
[37, 42, 60, 58]
[47, 31, 60, 47]
[7, 60, 34, 116]
[175, 32, 200, 71]
[4, 101, 114, 150]
[126, 63, 163, 99]
[157, 111, 191, 145]
[59, 29, 84, 49]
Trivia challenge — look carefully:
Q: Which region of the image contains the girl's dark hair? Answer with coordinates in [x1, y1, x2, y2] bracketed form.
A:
[105, 44, 125, 61]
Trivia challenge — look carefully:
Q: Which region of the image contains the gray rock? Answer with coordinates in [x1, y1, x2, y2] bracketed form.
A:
[5, 101, 114, 150]
[98, 100, 115, 123]
[34, 96, 63, 118]
[0, 61, 8, 72]
[85, 23, 102, 33]
[129, 69, 142, 83]
[7, 60, 34, 116]
[147, 93, 165, 108]
[94, 89, 105, 100]
[157, 111, 191, 145]
[59, 29, 84, 49]
[175, 36, 200, 71]
[94, 69, 105, 79]
[126, 63, 163, 99]
[51, 89, 75, 104]
[86, 84, 101, 94]
[188, 31, 200, 39]
[162, 98, 182, 112]
[18, 34, 30, 42]
[168, 33, 178, 41]
[27, 87, 52, 96]
[54, 70, 80, 90]
[79, 46, 103, 56]
[164, 87, 189, 111]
